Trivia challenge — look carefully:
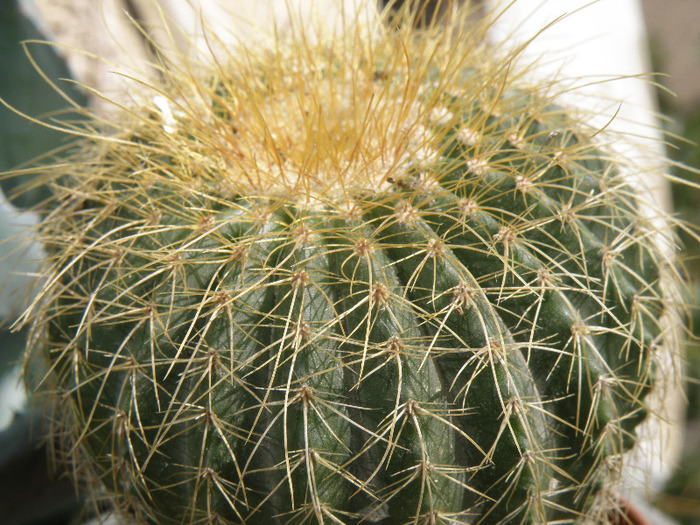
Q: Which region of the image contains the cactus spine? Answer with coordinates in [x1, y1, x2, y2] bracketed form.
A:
[19, 2, 683, 524]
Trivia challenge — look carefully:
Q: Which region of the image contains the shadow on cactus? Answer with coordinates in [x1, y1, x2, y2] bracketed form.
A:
[12, 1, 689, 524]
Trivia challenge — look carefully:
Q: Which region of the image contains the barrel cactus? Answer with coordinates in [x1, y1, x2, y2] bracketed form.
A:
[18, 2, 683, 524]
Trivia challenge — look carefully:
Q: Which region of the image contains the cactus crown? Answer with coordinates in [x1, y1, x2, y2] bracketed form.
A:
[17, 1, 685, 524]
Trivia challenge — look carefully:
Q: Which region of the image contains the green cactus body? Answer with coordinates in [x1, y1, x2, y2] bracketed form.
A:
[21, 5, 678, 525]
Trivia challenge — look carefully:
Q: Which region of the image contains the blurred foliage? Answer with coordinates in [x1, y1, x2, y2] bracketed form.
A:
[0, 1, 87, 524]
[659, 110, 700, 522]
[0, 0, 87, 209]
[649, 28, 700, 525]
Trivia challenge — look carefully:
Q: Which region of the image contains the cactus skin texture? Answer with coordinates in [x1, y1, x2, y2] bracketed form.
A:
[20, 4, 682, 525]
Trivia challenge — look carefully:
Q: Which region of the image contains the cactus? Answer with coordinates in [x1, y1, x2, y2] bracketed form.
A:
[17, 2, 684, 524]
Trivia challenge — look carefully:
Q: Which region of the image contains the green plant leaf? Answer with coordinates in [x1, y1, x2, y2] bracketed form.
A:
[0, 0, 88, 209]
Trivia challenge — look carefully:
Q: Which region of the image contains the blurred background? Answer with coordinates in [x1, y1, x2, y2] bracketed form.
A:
[641, 0, 700, 523]
[0, 0, 698, 523]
